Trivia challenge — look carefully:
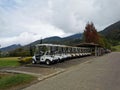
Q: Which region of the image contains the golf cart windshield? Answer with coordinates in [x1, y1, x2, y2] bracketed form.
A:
[35, 45, 48, 55]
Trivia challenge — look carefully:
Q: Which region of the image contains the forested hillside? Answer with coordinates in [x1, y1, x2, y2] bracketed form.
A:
[100, 21, 120, 45]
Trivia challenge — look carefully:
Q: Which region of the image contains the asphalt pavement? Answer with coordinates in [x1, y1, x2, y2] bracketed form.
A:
[23, 52, 120, 90]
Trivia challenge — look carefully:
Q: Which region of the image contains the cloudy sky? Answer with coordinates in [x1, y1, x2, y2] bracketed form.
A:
[0, 0, 120, 48]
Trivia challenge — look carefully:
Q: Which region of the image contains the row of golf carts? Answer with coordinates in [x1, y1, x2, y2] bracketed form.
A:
[32, 44, 92, 65]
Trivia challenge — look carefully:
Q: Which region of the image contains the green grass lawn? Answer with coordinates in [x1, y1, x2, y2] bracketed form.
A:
[0, 73, 36, 90]
[112, 45, 120, 52]
[0, 57, 20, 67]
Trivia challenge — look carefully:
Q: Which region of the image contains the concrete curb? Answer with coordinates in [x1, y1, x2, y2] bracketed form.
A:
[0, 68, 66, 82]
[0, 70, 42, 77]
[37, 69, 65, 81]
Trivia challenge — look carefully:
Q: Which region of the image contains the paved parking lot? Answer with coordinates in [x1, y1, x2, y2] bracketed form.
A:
[24, 52, 120, 90]
[27, 56, 96, 69]
[51, 56, 96, 68]
[0, 56, 96, 77]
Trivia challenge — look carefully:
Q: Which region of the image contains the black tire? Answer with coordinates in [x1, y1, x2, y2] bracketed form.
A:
[45, 60, 51, 65]
[32, 59, 36, 64]
[57, 58, 60, 63]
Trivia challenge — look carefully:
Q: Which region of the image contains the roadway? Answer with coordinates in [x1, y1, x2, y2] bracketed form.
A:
[23, 52, 120, 90]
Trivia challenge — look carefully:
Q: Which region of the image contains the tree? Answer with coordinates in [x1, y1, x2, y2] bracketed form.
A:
[100, 36, 111, 49]
[0, 45, 1, 57]
[29, 45, 33, 56]
[83, 22, 111, 49]
[84, 22, 100, 44]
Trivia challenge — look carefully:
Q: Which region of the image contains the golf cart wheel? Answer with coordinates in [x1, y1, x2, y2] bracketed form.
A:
[46, 60, 51, 65]
[57, 58, 60, 63]
[32, 60, 36, 64]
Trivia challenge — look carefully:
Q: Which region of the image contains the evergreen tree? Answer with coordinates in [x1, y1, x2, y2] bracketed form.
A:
[83, 22, 111, 49]
[84, 22, 100, 44]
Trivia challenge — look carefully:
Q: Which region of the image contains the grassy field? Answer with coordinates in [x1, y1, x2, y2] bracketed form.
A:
[0, 73, 36, 90]
[112, 45, 120, 52]
[0, 57, 20, 67]
[0, 57, 36, 90]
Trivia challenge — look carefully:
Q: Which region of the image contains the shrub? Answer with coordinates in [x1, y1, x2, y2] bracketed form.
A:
[111, 48, 117, 51]
[18, 57, 32, 64]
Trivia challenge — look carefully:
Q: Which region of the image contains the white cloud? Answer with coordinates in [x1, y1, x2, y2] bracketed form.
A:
[0, 0, 120, 47]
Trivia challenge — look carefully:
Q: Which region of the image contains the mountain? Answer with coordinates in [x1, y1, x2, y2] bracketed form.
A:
[27, 36, 62, 46]
[0, 33, 82, 54]
[100, 21, 120, 41]
[42, 36, 62, 43]
[29, 33, 82, 46]
[0, 44, 22, 52]
[63, 33, 82, 40]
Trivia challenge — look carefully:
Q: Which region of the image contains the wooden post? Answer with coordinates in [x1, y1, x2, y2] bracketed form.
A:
[95, 46, 97, 56]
